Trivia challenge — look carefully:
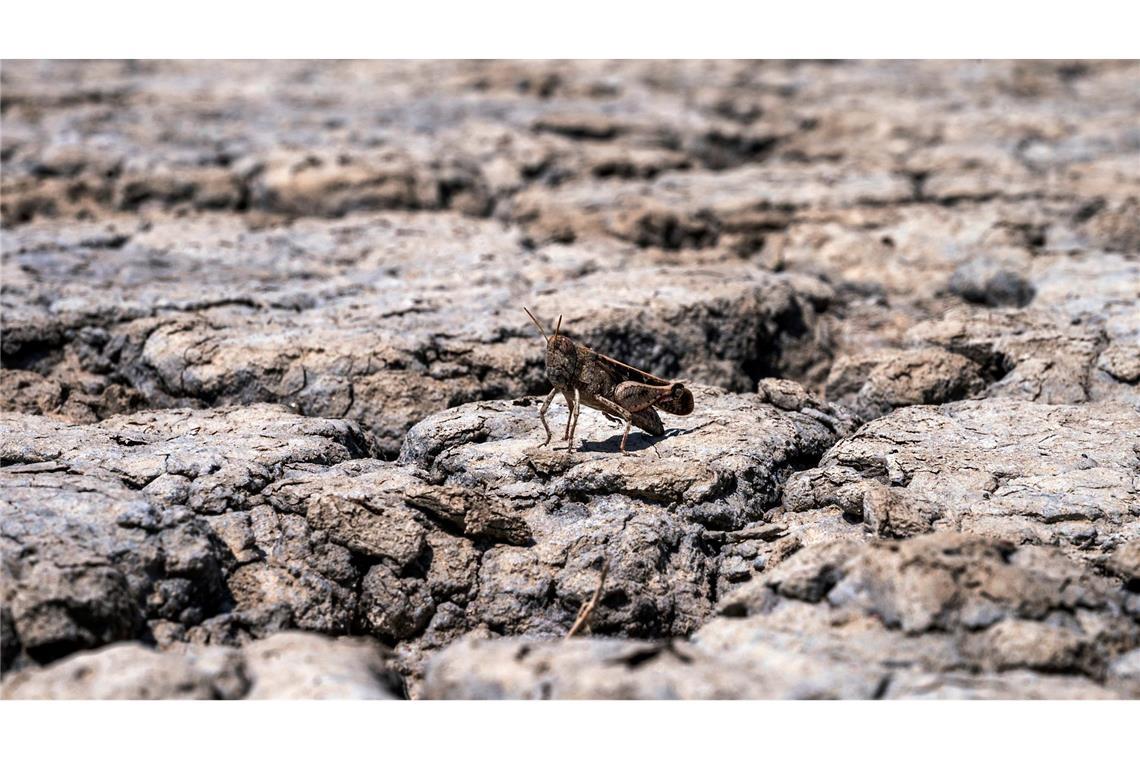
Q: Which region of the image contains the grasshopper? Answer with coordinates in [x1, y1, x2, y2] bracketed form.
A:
[524, 308, 694, 454]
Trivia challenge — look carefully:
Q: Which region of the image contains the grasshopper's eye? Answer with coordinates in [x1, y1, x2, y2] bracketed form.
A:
[672, 384, 686, 399]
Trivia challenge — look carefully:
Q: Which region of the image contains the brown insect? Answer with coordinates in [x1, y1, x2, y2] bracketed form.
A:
[524, 308, 695, 454]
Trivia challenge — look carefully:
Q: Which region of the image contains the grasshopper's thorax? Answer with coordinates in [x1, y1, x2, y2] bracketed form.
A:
[545, 335, 579, 389]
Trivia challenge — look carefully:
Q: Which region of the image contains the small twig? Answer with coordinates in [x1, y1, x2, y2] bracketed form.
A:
[565, 559, 609, 639]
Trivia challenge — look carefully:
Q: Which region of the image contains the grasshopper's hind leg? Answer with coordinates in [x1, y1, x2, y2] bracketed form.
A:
[593, 395, 637, 454]
[538, 388, 558, 447]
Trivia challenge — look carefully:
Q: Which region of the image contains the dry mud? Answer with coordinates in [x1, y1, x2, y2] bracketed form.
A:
[2, 60, 1138, 699]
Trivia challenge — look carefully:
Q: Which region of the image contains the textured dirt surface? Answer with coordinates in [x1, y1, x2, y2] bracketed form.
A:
[1, 631, 401, 699]
[2, 60, 1139, 699]
[0, 389, 844, 692]
[425, 534, 1140, 698]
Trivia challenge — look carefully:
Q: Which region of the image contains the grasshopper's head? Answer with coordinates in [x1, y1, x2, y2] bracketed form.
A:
[545, 333, 578, 388]
[524, 308, 578, 389]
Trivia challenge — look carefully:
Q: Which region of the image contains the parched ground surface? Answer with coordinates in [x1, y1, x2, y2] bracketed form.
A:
[1, 60, 1138, 699]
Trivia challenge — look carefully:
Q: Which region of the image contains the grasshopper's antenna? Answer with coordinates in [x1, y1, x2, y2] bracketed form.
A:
[554, 314, 562, 338]
[523, 307, 549, 342]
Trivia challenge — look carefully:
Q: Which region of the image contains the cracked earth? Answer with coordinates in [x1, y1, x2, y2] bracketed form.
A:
[2, 60, 1138, 699]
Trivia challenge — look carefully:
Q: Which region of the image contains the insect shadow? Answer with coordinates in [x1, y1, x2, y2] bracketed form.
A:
[579, 424, 699, 453]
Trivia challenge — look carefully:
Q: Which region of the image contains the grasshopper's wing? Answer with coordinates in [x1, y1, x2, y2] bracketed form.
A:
[593, 351, 673, 387]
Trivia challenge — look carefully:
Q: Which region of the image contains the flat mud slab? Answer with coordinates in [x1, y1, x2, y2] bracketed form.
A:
[784, 399, 1140, 561]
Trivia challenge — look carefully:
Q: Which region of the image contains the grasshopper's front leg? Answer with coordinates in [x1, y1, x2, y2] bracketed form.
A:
[538, 388, 558, 447]
[565, 386, 581, 453]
